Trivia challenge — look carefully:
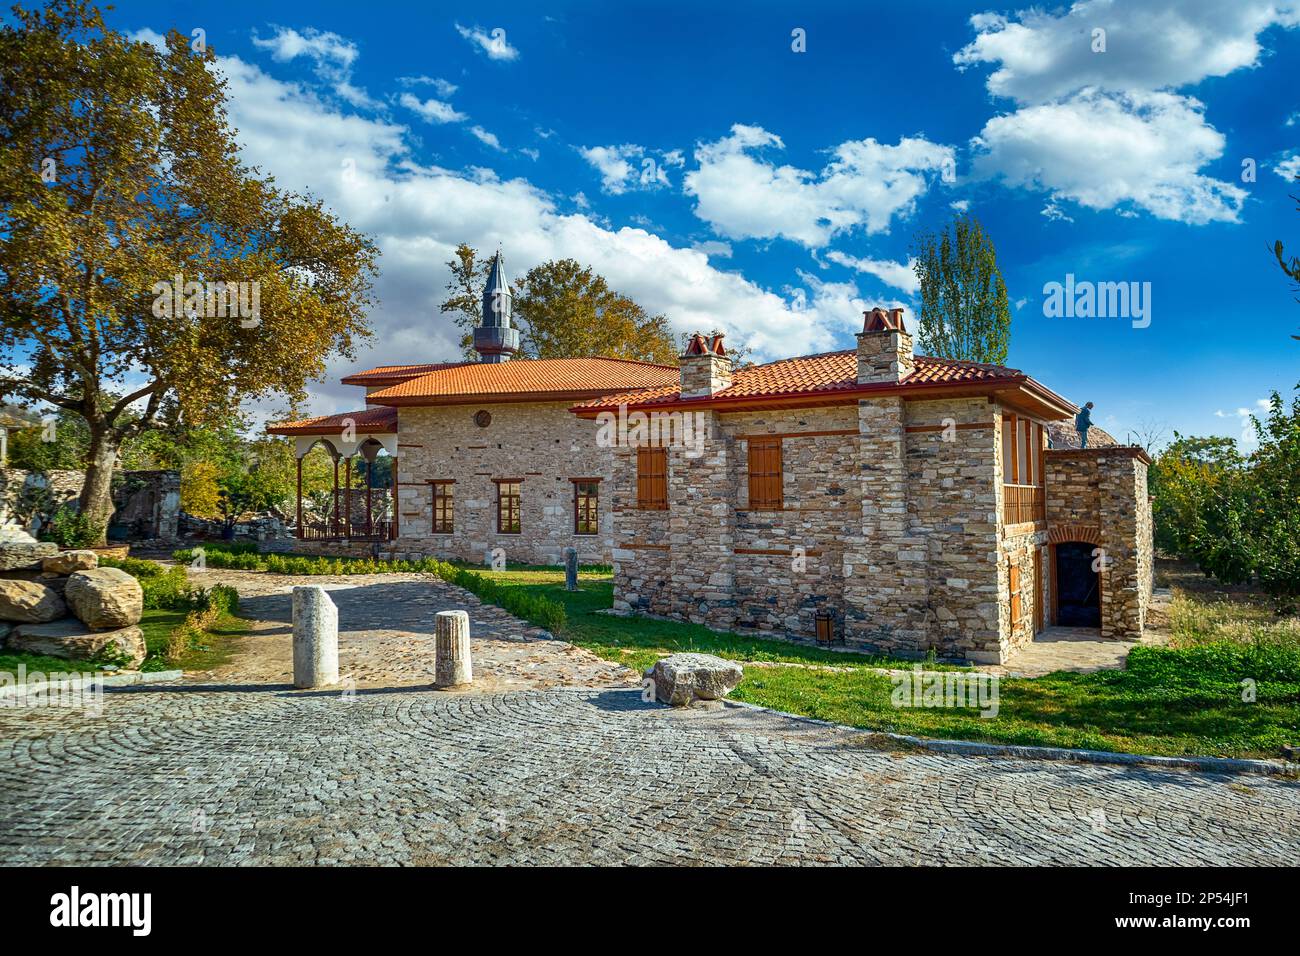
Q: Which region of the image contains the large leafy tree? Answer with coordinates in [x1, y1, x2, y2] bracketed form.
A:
[911, 214, 1011, 364]
[440, 246, 678, 364]
[0, 2, 378, 542]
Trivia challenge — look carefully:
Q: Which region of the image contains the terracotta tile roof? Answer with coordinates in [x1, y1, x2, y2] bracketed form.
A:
[574, 350, 1045, 411]
[267, 406, 397, 435]
[340, 362, 471, 386]
[365, 356, 679, 406]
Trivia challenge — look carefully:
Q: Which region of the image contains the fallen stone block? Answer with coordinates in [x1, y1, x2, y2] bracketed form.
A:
[9, 619, 146, 669]
[645, 652, 743, 706]
[42, 550, 99, 575]
[0, 541, 60, 572]
[64, 567, 144, 629]
[0, 578, 67, 624]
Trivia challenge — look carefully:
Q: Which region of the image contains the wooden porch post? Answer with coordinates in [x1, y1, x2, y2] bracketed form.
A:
[344, 454, 352, 539]
[295, 455, 303, 539]
[332, 456, 339, 536]
[391, 455, 399, 541]
[365, 458, 373, 537]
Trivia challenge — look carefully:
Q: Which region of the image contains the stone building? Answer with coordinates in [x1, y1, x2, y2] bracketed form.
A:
[271, 251, 1151, 664]
[571, 309, 1153, 664]
[269, 253, 678, 564]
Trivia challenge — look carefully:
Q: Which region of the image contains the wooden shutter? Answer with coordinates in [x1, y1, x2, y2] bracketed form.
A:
[636, 447, 667, 510]
[748, 438, 783, 510]
[1009, 563, 1022, 624]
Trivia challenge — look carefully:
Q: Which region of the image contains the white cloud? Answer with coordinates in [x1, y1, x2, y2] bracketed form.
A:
[956, 2, 1298, 225]
[250, 26, 379, 109]
[971, 88, 1246, 224]
[1274, 151, 1300, 180]
[469, 126, 504, 151]
[212, 54, 842, 417]
[1040, 201, 1074, 223]
[455, 23, 520, 61]
[399, 92, 466, 124]
[825, 250, 919, 295]
[949, 199, 970, 212]
[399, 75, 458, 98]
[955, 1, 1300, 104]
[684, 124, 955, 248]
[1215, 398, 1271, 446]
[577, 144, 675, 194]
[691, 240, 732, 259]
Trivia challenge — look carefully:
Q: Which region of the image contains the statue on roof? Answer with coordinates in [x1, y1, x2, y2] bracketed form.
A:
[1076, 401, 1095, 448]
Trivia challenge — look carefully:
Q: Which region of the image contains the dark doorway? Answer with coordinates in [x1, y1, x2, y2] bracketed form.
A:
[1055, 542, 1100, 627]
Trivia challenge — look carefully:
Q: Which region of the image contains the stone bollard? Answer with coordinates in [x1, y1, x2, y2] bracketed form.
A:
[435, 610, 473, 688]
[292, 586, 339, 689]
[564, 547, 578, 592]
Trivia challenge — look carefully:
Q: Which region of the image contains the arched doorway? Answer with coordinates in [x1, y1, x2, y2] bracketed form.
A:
[1054, 542, 1100, 628]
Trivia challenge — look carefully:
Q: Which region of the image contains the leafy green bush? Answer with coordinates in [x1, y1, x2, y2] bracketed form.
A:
[41, 506, 99, 548]
[1127, 643, 1300, 685]
[102, 556, 205, 611]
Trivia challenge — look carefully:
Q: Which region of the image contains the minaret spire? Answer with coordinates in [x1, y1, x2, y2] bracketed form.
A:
[473, 250, 520, 363]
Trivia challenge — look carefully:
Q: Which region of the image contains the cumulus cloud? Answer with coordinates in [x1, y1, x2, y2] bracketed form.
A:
[399, 75, 458, 98]
[955, 1, 1298, 224]
[970, 88, 1247, 224]
[1274, 151, 1300, 181]
[824, 251, 919, 295]
[399, 92, 466, 124]
[212, 55, 843, 416]
[455, 23, 520, 61]
[250, 25, 379, 109]
[469, 125, 504, 151]
[577, 144, 677, 194]
[684, 124, 955, 248]
[954, 1, 1300, 104]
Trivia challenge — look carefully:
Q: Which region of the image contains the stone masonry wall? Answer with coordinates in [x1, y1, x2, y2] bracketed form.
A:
[390, 401, 612, 565]
[1045, 448, 1152, 638]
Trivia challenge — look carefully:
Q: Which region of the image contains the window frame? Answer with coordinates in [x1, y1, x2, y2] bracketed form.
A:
[494, 479, 522, 534]
[430, 480, 455, 535]
[1009, 562, 1023, 625]
[572, 478, 600, 535]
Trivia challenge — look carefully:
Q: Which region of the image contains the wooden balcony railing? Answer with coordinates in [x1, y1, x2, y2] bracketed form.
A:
[1003, 483, 1045, 525]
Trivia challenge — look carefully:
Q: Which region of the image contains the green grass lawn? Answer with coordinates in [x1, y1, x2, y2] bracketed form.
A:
[479, 565, 1300, 760]
[1, 607, 247, 679]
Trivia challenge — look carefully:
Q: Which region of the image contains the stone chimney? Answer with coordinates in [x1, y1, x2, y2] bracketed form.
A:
[679, 332, 732, 398]
[856, 307, 915, 384]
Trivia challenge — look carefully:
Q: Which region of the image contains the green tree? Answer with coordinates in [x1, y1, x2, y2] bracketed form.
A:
[514, 259, 677, 364]
[1272, 167, 1300, 344]
[0, 3, 378, 543]
[911, 214, 1011, 364]
[440, 247, 678, 365]
[440, 243, 490, 359]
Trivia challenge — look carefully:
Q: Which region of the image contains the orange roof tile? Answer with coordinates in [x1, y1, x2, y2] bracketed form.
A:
[365, 356, 679, 406]
[267, 406, 397, 436]
[574, 350, 1075, 414]
[340, 362, 471, 387]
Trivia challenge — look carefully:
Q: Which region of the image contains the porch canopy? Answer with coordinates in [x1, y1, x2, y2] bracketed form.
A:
[266, 407, 399, 542]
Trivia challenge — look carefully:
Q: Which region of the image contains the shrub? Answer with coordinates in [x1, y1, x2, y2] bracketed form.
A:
[42, 506, 98, 548]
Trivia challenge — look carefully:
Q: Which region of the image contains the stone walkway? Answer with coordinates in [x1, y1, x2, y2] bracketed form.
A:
[182, 568, 635, 692]
[1, 684, 1297, 865]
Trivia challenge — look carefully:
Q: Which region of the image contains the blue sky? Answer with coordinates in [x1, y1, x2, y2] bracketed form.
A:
[114, 0, 1300, 445]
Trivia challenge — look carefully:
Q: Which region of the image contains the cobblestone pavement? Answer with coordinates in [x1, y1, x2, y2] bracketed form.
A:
[182, 568, 634, 692]
[1, 685, 1297, 866]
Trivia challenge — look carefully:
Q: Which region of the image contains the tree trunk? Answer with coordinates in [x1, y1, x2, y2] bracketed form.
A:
[79, 426, 120, 546]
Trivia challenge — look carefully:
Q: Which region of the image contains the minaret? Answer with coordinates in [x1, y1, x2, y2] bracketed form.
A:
[473, 250, 520, 363]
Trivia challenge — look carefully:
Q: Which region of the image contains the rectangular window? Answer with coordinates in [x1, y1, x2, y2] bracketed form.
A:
[495, 480, 521, 534]
[636, 447, 667, 510]
[747, 437, 783, 510]
[431, 481, 454, 534]
[573, 480, 599, 535]
[1009, 563, 1023, 625]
